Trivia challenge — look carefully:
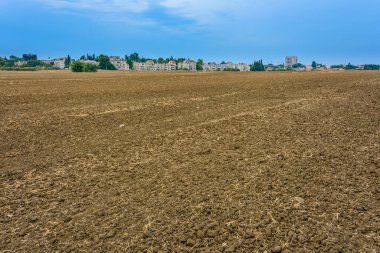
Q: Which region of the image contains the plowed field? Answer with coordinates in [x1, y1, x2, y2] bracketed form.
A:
[1, 71, 379, 252]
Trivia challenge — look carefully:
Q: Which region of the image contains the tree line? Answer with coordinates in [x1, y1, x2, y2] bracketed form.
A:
[1, 54, 380, 72]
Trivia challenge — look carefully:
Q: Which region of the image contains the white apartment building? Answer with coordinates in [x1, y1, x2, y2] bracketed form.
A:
[133, 60, 178, 71]
[53, 58, 66, 69]
[177, 60, 196, 71]
[110, 56, 129, 71]
[224, 62, 235, 69]
[235, 63, 250, 72]
[133, 60, 155, 71]
[153, 60, 177, 71]
[202, 62, 218, 71]
[202, 62, 250, 72]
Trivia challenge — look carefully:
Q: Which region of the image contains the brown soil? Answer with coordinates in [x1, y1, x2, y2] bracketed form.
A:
[0, 70, 379, 253]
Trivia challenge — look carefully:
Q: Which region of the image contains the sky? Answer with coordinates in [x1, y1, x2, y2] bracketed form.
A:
[1, 0, 380, 65]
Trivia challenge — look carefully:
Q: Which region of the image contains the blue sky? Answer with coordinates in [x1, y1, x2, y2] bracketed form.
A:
[1, 0, 379, 64]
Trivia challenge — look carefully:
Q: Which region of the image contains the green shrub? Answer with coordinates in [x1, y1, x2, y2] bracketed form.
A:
[364, 64, 380, 70]
[71, 61, 84, 72]
[83, 63, 97, 72]
[71, 62, 97, 72]
[223, 68, 239, 71]
[25, 60, 50, 67]
[0, 67, 38, 71]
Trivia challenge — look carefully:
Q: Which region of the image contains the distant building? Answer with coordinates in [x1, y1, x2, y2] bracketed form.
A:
[178, 60, 196, 71]
[53, 58, 66, 69]
[305, 65, 313, 71]
[316, 66, 327, 71]
[356, 65, 365, 70]
[236, 63, 250, 72]
[134, 60, 178, 71]
[265, 66, 274, 71]
[153, 60, 177, 71]
[285, 56, 298, 68]
[202, 62, 218, 71]
[133, 60, 155, 71]
[42, 60, 53, 65]
[23, 54, 37, 61]
[15, 61, 27, 67]
[167, 60, 177, 71]
[109, 56, 129, 70]
[202, 62, 250, 72]
[133, 62, 145, 71]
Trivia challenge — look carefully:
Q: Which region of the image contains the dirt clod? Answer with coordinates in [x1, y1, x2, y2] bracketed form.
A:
[186, 238, 196, 247]
[106, 230, 116, 238]
[28, 216, 38, 223]
[225, 245, 235, 252]
[196, 230, 205, 238]
[271, 245, 282, 253]
[178, 235, 187, 243]
[265, 227, 272, 236]
[207, 230, 219, 238]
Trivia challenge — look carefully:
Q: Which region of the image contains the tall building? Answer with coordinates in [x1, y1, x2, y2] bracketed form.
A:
[285, 56, 298, 67]
[23, 54, 37, 61]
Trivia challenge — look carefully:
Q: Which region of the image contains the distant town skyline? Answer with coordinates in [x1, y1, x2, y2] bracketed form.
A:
[1, 0, 380, 65]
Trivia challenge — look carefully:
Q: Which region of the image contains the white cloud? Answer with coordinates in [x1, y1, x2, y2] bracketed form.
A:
[39, 0, 151, 13]
[159, 0, 248, 25]
[38, 0, 253, 24]
[35, 0, 271, 31]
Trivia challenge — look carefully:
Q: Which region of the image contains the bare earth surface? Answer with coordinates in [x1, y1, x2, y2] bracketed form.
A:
[0, 71, 379, 253]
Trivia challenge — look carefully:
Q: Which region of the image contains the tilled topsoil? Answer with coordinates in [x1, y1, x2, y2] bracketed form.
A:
[0, 71, 379, 253]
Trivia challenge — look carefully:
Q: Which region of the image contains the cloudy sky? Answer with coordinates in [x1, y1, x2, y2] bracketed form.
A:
[1, 0, 380, 64]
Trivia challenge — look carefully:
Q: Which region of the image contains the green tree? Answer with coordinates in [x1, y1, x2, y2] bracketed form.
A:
[64, 55, 71, 68]
[129, 53, 140, 62]
[97, 55, 116, 70]
[312, 61, 317, 69]
[10, 55, 23, 62]
[125, 53, 141, 69]
[331, 64, 344, 69]
[25, 60, 49, 67]
[196, 59, 204, 71]
[157, 57, 165, 63]
[250, 60, 265, 71]
[71, 61, 84, 72]
[292, 63, 305, 69]
[345, 62, 357, 70]
[364, 64, 380, 70]
[0, 57, 15, 67]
